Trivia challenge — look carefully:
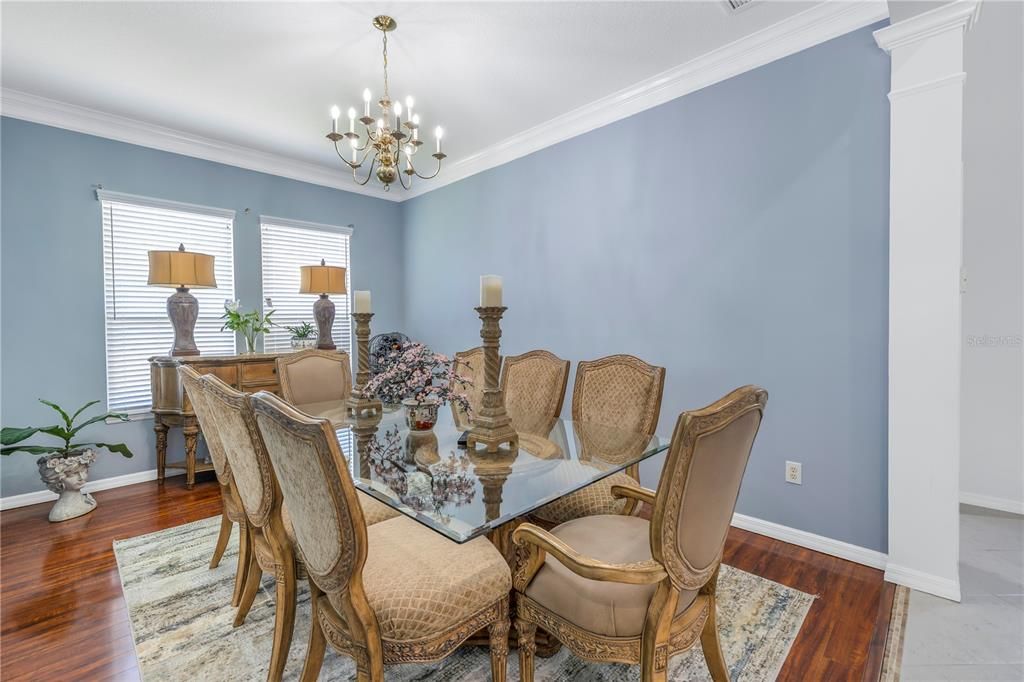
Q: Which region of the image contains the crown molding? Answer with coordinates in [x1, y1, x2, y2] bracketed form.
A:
[874, 0, 981, 53]
[0, 89, 398, 202]
[401, 0, 889, 199]
[1, 0, 888, 204]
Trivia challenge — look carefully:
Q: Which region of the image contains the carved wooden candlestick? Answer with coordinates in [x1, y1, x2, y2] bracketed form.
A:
[466, 306, 519, 454]
[347, 312, 382, 417]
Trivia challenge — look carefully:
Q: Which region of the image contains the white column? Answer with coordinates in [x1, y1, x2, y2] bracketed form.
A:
[874, 0, 981, 602]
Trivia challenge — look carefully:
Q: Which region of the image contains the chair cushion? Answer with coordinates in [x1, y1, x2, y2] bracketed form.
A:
[357, 491, 401, 525]
[355, 516, 511, 642]
[523, 514, 695, 637]
[533, 471, 635, 525]
[294, 400, 349, 427]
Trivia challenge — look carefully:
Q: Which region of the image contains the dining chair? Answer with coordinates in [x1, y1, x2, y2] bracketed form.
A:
[201, 374, 298, 681]
[513, 385, 768, 682]
[451, 346, 492, 430]
[533, 354, 665, 525]
[178, 366, 250, 607]
[249, 390, 513, 682]
[276, 349, 352, 424]
[499, 350, 570, 436]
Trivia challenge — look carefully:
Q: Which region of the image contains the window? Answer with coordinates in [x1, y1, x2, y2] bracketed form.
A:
[260, 217, 352, 354]
[100, 190, 236, 414]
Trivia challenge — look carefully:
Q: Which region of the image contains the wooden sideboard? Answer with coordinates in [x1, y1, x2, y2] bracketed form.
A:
[150, 351, 291, 488]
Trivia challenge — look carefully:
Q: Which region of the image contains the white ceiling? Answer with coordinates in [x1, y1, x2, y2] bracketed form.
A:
[2, 1, 830, 176]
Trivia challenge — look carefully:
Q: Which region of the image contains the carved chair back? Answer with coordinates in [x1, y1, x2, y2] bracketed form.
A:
[201, 374, 278, 529]
[650, 385, 767, 592]
[451, 346, 492, 430]
[178, 365, 230, 485]
[571, 355, 665, 465]
[249, 391, 370, 598]
[277, 349, 352, 406]
[499, 350, 570, 436]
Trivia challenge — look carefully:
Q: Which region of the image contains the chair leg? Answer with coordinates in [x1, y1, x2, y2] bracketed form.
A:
[232, 523, 251, 607]
[266, 560, 297, 682]
[700, 600, 730, 682]
[300, 583, 327, 682]
[515, 619, 537, 682]
[233, 550, 262, 627]
[210, 511, 233, 569]
[487, 601, 510, 682]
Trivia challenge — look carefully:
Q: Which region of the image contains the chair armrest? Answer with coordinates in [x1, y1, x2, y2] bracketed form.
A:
[610, 483, 657, 507]
[511, 523, 667, 590]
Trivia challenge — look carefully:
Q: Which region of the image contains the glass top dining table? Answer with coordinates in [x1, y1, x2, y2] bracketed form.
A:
[333, 406, 669, 543]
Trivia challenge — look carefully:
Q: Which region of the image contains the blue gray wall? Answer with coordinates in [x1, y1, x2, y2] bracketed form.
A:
[401, 25, 890, 551]
[0, 118, 403, 496]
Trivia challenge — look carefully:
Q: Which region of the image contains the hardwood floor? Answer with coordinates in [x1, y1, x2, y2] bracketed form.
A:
[1, 477, 894, 681]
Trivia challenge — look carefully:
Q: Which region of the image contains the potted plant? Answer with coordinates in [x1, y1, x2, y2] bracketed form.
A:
[1, 399, 134, 522]
[221, 299, 276, 353]
[286, 321, 317, 350]
[362, 342, 471, 431]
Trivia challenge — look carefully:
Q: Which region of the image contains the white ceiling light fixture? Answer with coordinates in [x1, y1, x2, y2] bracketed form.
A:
[326, 15, 445, 192]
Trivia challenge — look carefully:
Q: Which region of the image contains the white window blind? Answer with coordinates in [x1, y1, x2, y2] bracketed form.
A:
[99, 190, 236, 414]
[260, 217, 352, 354]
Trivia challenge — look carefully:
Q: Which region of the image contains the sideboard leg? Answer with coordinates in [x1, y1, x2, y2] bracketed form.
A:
[183, 416, 199, 490]
[154, 419, 169, 484]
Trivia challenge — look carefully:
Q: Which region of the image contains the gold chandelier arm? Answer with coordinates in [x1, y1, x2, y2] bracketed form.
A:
[352, 156, 377, 186]
[413, 156, 444, 180]
[397, 168, 411, 190]
[333, 141, 359, 169]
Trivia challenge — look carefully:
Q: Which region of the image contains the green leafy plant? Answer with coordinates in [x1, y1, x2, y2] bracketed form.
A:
[221, 299, 276, 352]
[286, 321, 316, 340]
[1, 399, 134, 458]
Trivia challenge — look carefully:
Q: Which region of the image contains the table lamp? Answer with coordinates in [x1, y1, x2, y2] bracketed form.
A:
[147, 243, 217, 357]
[299, 259, 347, 350]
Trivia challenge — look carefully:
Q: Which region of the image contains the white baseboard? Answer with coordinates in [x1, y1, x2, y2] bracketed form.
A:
[884, 562, 961, 602]
[731, 512, 889, 570]
[0, 468, 183, 511]
[960, 491, 1024, 515]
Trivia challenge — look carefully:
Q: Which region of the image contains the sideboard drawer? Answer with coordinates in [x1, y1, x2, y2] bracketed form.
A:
[194, 363, 239, 386]
[241, 361, 277, 385]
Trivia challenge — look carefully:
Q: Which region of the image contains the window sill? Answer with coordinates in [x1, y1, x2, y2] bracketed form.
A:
[106, 412, 154, 425]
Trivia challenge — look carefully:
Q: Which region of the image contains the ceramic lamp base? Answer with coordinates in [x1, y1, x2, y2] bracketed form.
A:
[167, 287, 200, 356]
[313, 294, 336, 350]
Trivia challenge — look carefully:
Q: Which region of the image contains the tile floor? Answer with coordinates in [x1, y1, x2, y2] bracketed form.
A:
[901, 505, 1024, 681]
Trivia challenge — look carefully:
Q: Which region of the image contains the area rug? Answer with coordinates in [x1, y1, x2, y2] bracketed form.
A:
[114, 517, 814, 681]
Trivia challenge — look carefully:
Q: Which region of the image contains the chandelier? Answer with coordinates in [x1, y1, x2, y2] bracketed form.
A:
[326, 15, 446, 191]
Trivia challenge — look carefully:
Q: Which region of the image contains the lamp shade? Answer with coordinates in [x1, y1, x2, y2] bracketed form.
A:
[148, 245, 217, 289]
[299, 259, 347, 295]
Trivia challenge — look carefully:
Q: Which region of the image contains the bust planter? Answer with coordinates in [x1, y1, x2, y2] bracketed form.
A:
[1, 398, 134, 524]
[38, 450, 98, 522]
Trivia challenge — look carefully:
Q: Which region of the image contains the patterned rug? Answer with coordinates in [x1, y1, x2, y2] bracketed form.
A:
[114, 517, 814, 681]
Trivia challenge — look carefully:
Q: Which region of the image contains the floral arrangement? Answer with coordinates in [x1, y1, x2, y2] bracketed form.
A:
[362, 342, 471, 413]
[221, 299, 276, 353]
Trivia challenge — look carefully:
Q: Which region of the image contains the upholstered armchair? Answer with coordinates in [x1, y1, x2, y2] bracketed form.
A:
[513, 386, 768, 682]
[533, 354, 665, 525]
[276, 349, 352, 425]
[178, 366, 250, 607]
[249, 391, 513, 682]
[499, 350, 570, 437]
[451, 346, 491, 430]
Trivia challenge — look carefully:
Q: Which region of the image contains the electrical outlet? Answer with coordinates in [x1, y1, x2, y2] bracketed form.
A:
[785, 461, 802, 485]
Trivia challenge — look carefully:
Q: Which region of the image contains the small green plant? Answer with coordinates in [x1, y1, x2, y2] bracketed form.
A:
[286, 321, 316, 340]
[221, 299, 276, 352]
[1, 399, 135, 458]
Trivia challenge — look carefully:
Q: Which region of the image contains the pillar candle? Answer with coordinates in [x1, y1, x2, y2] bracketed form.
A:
[480, 275, 502, 307]
[354, 290, 372, 314]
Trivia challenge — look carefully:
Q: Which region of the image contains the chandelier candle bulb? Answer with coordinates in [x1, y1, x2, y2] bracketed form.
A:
[480, 275, 503, 307]
[394, 101, 402, 129]
[330, 106, 340, 134]
[353, 290, 372, 314]
[347, 107, 356, 133]
[435, 126, 443, 154]
[405, 96, 414, 122]
[363, 88, 372, 117]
